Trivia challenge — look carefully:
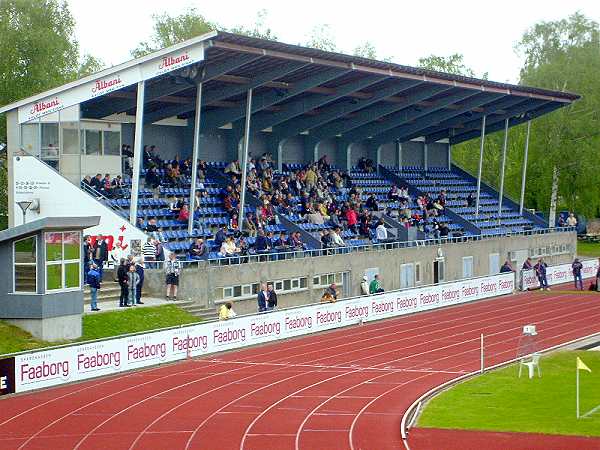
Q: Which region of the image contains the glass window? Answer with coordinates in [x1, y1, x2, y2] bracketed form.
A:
[283, 279, 291, 291]
[14, 236, 37, 293]
[252, 283, 260, 294]
[21, 123, 40, 157]
[103, 131, 121, 155]
[85, 130, 101, 155]
[62, 128, 79, 155]
[63, 232, 80, 260]
[320, 275, 327, 286]
[300, 278, 307, 289]
[291, 279, 299, 289]
[45, 232, 63, 261]
[242, 285, 251, 295]
[327, 274, 335, 284]
[415, 263, 421, 283]
[46, 264, 62, 291]
[223, 287, 233, 298]
[462, 256, 474, 279]
[41, 123, 59, 159]
[313, 276, 319, 286]
[275, 281, 283, 291]
[233, 285, 242, 297]
[65, 263, 80, 289]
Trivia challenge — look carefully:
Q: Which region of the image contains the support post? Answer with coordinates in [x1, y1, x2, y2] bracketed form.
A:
[376, 145, 382, 175]
[423, 143, 428, 171]
[475, 116, 486, 218]
[480, 333, 484, 374]
[397, 141, 402, 168]
[129, 81, 145, 226]
[498, 118, 509, 222]
[447, 143, 452, 170]
[188, 82, 203, 235]
[549, 166, 559, 228]
[238, 88, 253, 234]
[519, 121, 531, 215]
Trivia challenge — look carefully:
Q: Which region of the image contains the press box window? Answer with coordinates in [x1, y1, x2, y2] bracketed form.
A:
[45, 231, 81, 292]
[14, 236, 37, 293]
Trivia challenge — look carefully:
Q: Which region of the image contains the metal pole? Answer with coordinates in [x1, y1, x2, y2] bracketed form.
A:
[129, 81, 145, 225]
[423, 143, 428, 171]
[397, 141, 402, 168]
[480, 333, 484, 373]
[576, 365, 580, 418]
[475, 116, 486, 218]
[238, 88, 253, 234]
[498, 118, 509, 222]
[519, 121, 531, 215]
[447, 143, 452, 170]
[188, 82, 203, 235]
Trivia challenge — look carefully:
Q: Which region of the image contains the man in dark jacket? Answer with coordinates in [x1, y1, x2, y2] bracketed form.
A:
[135, 259, 145, 304]
[257, 283, 268, 313]
[117, 258, 129, 307]
[214, 225, 228, 248]
[572, 258, 584, 290]
[83, 235, 92, 277]
[534, 258, 549, 291]
[87, 263, 101, 312]
[500, 260, 515, 273]
[93, 236, 109, 280]
[254, 231, 271, 253]
[267, 283, 278, 311]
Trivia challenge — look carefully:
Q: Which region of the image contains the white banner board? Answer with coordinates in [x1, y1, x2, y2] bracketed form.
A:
[18, 45, 204, 123]
[521, 259, 599, 290]
[13, 272, 515, 393]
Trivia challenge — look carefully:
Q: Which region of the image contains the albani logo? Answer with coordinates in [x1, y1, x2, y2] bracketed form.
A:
[29, 97, 60, 115]
[92, 76, 122, 94]
[158, 52, 190, 70]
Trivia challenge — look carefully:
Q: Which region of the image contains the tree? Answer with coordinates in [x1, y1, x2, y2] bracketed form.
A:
[418, 53, 476, 77]
[305, 24, 338, 52]
[353, 41, 377, 59]
[131, 8, 217, 58]
[228, 9, 277, 40]
[0, 0, 102, 219]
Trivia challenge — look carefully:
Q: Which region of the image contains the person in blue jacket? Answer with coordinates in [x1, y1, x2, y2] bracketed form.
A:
[87, 263, 101, 312]
[534, 258, 549, 290]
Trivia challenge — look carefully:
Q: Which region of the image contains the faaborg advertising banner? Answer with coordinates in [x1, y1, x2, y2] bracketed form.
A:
[521, 259, 599, 290]
[10, 273, 515, 394]
[18, 45, 204, 123]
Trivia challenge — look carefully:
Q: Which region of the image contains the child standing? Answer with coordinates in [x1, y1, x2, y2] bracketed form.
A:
[127, 264, 140, 307]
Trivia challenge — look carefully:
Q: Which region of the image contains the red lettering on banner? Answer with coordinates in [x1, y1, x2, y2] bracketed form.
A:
[127, 342, 166, 360]
[158, 52, 190, 70]
[91, 76, 122, 94]
[396, 295, 418, 310]
[172, 335, 207, 352]
[20, 360, 69, 381]
[213, 327, 246, 344]
[285, 315, 312, 330]
[30, 97, 60, 115]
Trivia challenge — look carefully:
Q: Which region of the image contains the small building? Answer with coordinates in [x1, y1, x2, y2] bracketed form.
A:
[0, 216, 100, 341]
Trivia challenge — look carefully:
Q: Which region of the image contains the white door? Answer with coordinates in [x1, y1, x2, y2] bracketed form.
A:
[400, 263, 415, 288]
[489, 253, 500, 274]
[462, 256, 474, 279]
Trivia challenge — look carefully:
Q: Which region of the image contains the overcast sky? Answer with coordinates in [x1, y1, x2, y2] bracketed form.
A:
[68, 0, 600, 84]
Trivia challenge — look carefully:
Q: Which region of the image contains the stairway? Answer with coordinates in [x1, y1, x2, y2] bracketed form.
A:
[177, 302, 219, 321]
[83, 280, 121, 305]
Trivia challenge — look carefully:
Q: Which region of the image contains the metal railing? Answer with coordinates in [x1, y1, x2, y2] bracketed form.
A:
[80, 182, 129, 218]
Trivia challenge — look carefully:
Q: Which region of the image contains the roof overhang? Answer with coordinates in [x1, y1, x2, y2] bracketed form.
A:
[0, 216, 101, 244]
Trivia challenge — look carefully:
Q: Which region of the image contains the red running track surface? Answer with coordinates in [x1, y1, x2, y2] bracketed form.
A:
[1, 289, 600, 450]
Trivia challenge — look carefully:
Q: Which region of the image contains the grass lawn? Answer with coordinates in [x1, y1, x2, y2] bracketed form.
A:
[418, 351, 600, 437]
[577, 241, 600, 258]
[0, 305, 200, 356]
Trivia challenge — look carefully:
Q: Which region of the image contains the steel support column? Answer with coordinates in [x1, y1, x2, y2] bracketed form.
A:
[474, 115, 486, 218]
[129, 81, 145, 225]
[397, 141, 402, 168]
[238, 89, 253, 234]
[519, 121, 531, 215]
[187, 82, 203, 235]
[447, 143, 452, 170]
[423, 143, 429, 171]
[497, 118, 509, 221]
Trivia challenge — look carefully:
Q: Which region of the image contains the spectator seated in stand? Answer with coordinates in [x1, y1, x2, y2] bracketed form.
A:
[188, 238, 207, 260]
[214, 224, 228, 248]
[254, 230, 272, 253]
[177, 204, 190, 223]
[144, 218, 159, 232]
[375, 219, 388, 242]
[224, 159, 242, 176]
[219, 236, 240, 258]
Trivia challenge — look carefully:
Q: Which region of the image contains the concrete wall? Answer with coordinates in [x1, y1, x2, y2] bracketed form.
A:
[123, 123, 187, 160]
[280, 136, 305, 164]
[143, 231, 576, 315]
[402, 141, 424, 167]
[379, 143, 397, 167]
[428, 142, 449, 168]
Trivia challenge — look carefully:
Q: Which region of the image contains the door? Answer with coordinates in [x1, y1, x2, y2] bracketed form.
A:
[462, 256, 474, 279]
[489, 253, 500, 274]
[433, 259, 445, 284]
[400, 263, 415, 289]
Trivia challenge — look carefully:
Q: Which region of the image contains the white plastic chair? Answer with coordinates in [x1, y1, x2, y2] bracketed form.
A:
[518, 353, 542, 379]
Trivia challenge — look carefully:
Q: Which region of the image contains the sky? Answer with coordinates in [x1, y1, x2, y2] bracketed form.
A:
[68, 0, 600, 84]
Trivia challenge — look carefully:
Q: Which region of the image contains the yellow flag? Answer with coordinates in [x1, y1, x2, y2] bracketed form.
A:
[577, 357, 592, 373]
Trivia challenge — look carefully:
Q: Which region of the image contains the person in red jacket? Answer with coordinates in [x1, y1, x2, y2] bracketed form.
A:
[346, 208, 358, 234]
[177, 204, 190, 223]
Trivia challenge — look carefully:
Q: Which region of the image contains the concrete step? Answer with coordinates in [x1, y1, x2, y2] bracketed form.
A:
[177, 303, 218, 320]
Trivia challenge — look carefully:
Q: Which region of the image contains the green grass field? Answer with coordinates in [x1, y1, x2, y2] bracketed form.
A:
[577, 241, 600, 258]
[418, 351, 600, 437]
[0, 305, 200, 355]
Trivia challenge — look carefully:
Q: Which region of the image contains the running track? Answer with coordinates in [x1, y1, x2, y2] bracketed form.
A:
[2, 289, 600, 450]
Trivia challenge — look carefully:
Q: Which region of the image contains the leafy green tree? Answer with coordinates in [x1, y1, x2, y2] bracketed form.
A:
[228, 9, 277, 40]
[305, 24, 338, 52]
[0, 0, 102, 218]
[418, 54, 477, 77]
[353, 41, 377, 59]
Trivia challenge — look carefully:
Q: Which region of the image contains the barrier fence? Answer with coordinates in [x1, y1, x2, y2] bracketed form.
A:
[0, 272, 515, 395]
[520, 258, 599, 290]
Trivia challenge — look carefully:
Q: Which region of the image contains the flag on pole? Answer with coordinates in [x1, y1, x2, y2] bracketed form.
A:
[577, 357, 592, 373]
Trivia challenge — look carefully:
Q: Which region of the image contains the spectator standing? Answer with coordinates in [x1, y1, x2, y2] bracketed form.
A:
[375, 220, 387, 242]
[83, 235, 93, 277]
[500, 260, 515, 273]
[117, 258, 129, 307]
[267, 283, 278, 311]
[93, 236, 109, 280]
[165, 253, 182, 300]
[135, 259, 145, 305]
[572, 258, 584, 290]
[522, 257, 533, 270]
[155, 239, 165, 265]
[219, 302, 237, 320]
[369, 274, 384, 294]
[87, 263, 101, 312]
[142, 237, 156, 268]
[126, 264, 140, 307]
[534, 258, 549, 291]
[360, 276, 369, 296]
[567, 213, 578, 227]
[257, 283, 269, 313]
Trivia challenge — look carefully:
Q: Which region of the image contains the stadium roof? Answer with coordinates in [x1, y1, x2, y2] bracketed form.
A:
[0, 216, 100, 244]
[1, 31, 580, 145]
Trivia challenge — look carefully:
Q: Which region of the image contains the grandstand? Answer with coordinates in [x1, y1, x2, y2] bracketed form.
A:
[0, 30, 579, 310]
